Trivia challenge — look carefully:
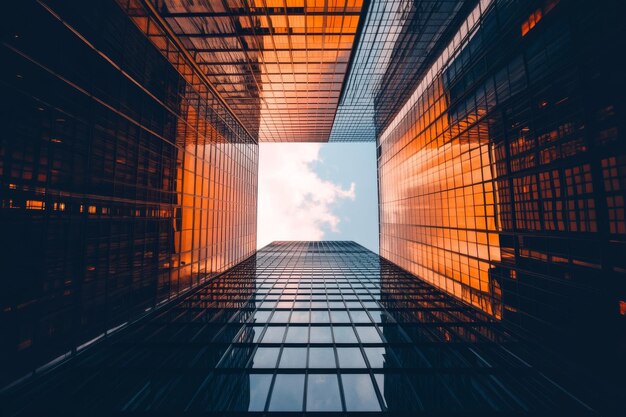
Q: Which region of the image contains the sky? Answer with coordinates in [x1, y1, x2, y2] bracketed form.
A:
[257, 142, 379, 253]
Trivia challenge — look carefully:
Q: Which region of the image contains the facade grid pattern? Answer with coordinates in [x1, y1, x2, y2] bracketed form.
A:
[377, 2, 625, 410]
[135, 0, 365, 142]
[0, 0, 624, 414]
[2, 242, 591, 415]
[0, 0, 257, 386]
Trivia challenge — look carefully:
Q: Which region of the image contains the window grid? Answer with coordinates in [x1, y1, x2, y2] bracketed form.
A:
[5, 242, 589, 414]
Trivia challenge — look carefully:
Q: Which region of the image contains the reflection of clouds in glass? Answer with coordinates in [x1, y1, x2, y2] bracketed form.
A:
[306, 374, 342, 411]
[341, 374, 382, 411]
[258, 143, 355, 248]
[278, 348, 307, 368]
[268, 374, 304, 411]
[337, 347, 366, 368]
[308, 348, 336, 368]
[248, 374, 272, 411]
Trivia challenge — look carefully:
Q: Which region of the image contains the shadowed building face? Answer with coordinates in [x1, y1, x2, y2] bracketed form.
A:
[1, 242, 595, 415]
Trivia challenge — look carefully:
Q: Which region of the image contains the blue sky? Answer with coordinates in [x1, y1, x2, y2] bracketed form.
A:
[257, 142, 379, 253]
[314, 143, 379, 253]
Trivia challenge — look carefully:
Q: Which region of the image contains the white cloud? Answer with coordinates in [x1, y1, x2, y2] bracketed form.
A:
[257, 143, 356, 249]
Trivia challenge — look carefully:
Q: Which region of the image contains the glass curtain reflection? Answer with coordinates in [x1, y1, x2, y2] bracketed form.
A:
[0, 0, 257, 387]
[139, 0, 365, 142]
[377, 1, 625, 411]
[2, 241, 592, 415]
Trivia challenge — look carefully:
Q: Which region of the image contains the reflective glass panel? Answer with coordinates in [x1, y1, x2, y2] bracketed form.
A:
[356, 326, 383, 343]
[285, 326, 308, 343]
[251, 347, 279, 369]
[279, 348, 307, 369]
[337, 347, 366, 368]
[333, 326, 358, 343]
[290, 311, 309, 323]
[248, 374, 272, 411]
[268, 374, 305, 412]
[364, 347, 389, 368]
[341, 374, 381, 411]
[310, 327, 333, 343]
[306, 374, 342, 411]
[308, 347, 337, 368]
[261, 326, 285, 343]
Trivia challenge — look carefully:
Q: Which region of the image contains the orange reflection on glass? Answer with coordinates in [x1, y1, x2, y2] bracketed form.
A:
[122, 1, 258, 288]
[248, 0, 363, 141]
[379, 77, 502, 317]
[124, 0, 365, 141]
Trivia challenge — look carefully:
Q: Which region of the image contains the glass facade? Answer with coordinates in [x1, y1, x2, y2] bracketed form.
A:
[378, 0, 625, 407]
[1, 0, 257, 386]
[330, 0, 476, 142]
[129, 0, 366, 142]
[1, 0, 624, 414]
[2, 242, 593, 415]
[379, 0, 503, 316]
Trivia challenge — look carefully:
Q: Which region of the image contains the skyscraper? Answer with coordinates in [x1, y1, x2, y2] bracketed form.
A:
[2, 241, 595, 415]
[1, 0, 257, 386]
[1, 0, 624, 415]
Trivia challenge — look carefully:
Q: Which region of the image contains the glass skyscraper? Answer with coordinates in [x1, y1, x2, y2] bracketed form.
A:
[1, 0, 257, 386]
[1, 0, 624, 415]
[2, 241, 595, 415]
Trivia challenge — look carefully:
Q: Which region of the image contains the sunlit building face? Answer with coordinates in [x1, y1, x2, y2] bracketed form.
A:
[142, 0, 364, 142]
[375, 1, 500, 316]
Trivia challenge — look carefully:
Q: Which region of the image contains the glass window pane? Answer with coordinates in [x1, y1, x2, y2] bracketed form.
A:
[248, 374, 272, 411]
[350, 310, 371, 323]
[251, 347, 279, 368]
[364, 347, 388, 368]
[330, 310, 350, 323]
[311, 310, 330, 323]
[356, 326, 383, 343]
[279, 347, 307, 368]
[268, 374, 304, 411]
[368, 310, 384, 323]
[337, 347, 366, 368]
[374, 373, 387, 409]
[333, 326, 357, 343]
[271, 311, 291, 323]
[311, 301, 328, 308]
[341, 374, 381, 411]
[290, 311, 309, 323]
[306, 374, 342, 411]
[261, 326, 286, 343]
[251, 310, 271, 323]
[251, 326, 265, 343]
[285, 326, 308, 343]
[310, 326, 333, 343]
[308, 347, 336, 368]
